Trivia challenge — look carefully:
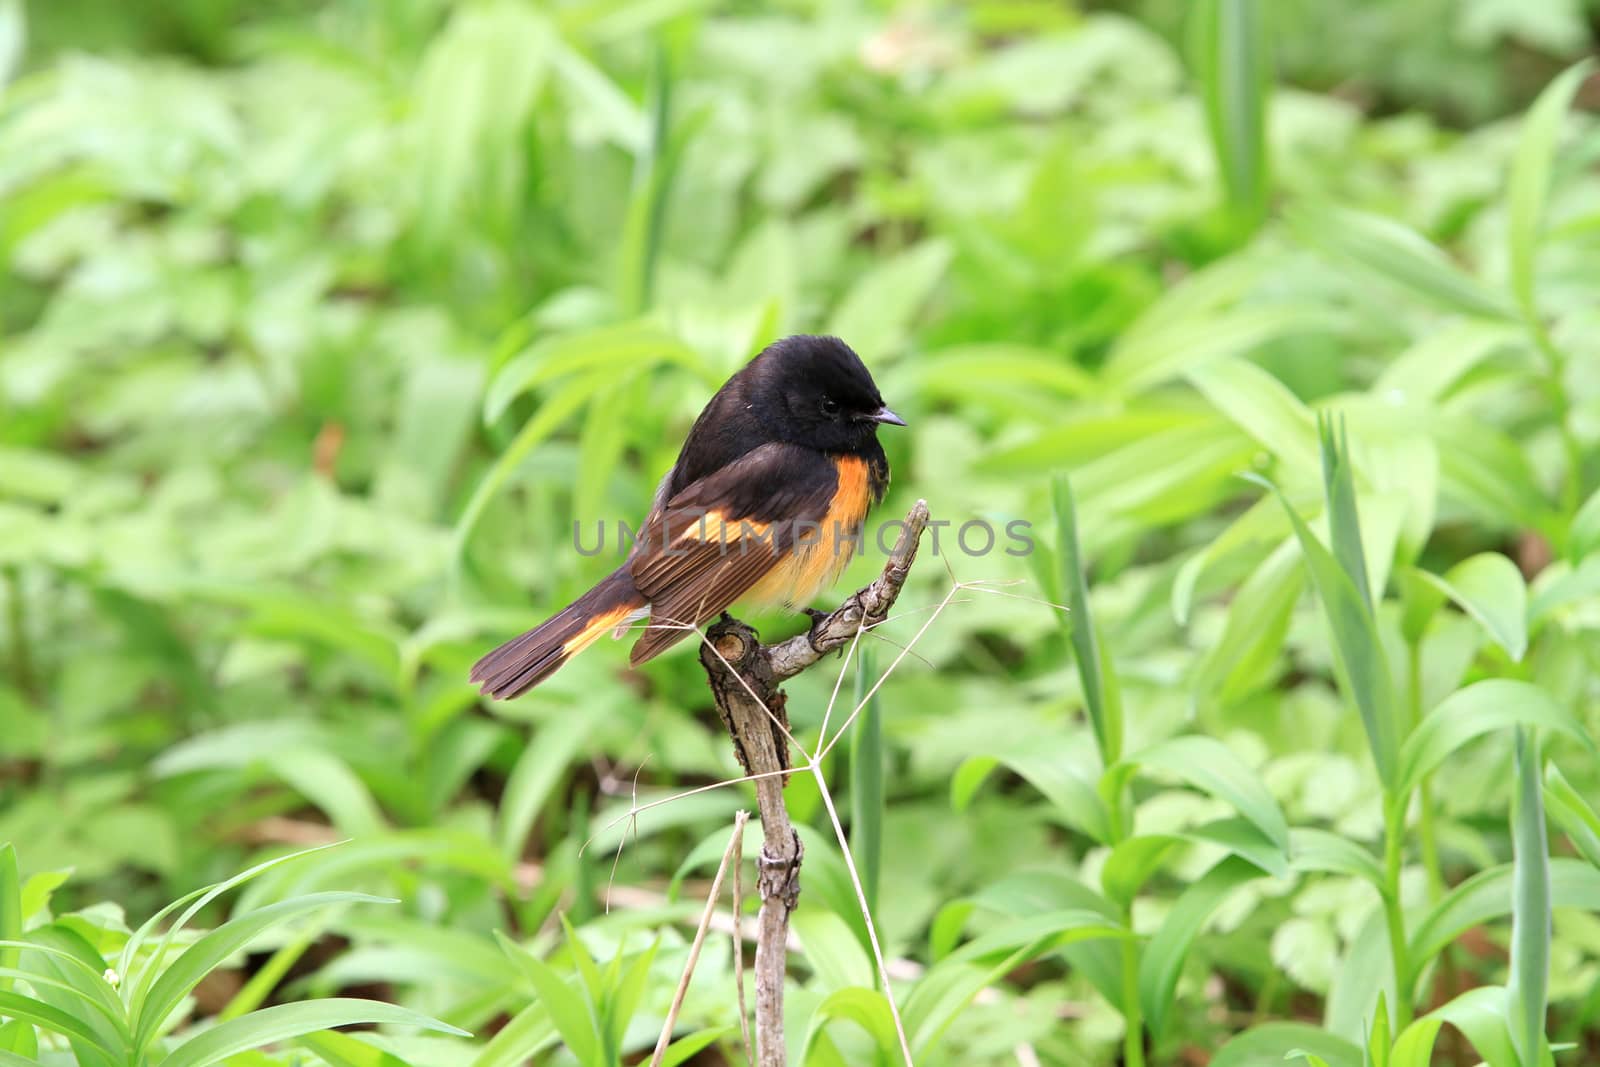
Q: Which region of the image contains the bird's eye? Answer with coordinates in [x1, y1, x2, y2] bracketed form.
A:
[819, 396, 840, 417]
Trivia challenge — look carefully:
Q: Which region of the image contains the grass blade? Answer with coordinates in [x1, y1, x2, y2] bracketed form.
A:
[1395, 680, 1594, 799]
[0, 846, 18, 993]
[120, 844, 342, 1007]
[1408, 858, 1600, 975]
[1505, 729, 1551, 1067]
[1138, 855, 1262, 1039]
[134, 893, 394, 1051]
[1128, 735, 1289, 856]
[498, 715, 590, 862]
[1507, 60, 1597, 321]
[160, 1000, 467, 1067]
[1290, 203, 1516, 320]
[1249, 468, 1399, 789]
[1210, 1024, 1361, 1067]
[495, 932, 601, 1065]
[1415, 553, 1528, 662]
[0, 990, 114, 1055]
[850, 647, 884, 918]
[1544, 764, 1600, 868]
[1191, 0, 1271, 233]
[1052, 474, 1121, 766]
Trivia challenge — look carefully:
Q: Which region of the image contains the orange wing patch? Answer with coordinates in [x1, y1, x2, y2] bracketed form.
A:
[674, 510, 772, 544]
[561, 603, 639, 657]
[747, 455, 873, 607]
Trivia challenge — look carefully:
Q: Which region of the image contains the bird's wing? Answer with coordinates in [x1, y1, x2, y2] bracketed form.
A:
[626, 441, 838, 664]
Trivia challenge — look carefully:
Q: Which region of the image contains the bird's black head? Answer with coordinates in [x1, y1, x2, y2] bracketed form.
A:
[746, 335, 904, 453]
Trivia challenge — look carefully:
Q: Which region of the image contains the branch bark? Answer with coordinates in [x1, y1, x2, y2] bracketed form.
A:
[697, 500, 930, 1067]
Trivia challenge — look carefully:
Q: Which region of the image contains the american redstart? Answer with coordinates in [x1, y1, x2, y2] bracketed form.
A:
[472, 334, 904, 699]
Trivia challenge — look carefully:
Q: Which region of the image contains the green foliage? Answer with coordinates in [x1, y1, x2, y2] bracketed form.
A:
[4, 0, 1600, 1064]
[0, 848, 461, 1066]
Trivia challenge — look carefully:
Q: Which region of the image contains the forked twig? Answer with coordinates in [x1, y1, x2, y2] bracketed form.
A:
[697, 500, 930, 1067]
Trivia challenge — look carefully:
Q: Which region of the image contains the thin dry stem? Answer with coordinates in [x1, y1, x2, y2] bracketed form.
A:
[651, 812, 747, 1067]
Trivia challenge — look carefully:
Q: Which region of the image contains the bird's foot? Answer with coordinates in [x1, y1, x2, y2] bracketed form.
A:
[801, 606, 835, 649]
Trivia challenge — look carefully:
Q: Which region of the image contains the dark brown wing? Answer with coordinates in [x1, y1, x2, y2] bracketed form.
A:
[627, 442, 837, 664]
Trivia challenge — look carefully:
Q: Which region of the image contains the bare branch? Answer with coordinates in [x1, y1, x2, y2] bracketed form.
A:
[696, 500, 930, 1067]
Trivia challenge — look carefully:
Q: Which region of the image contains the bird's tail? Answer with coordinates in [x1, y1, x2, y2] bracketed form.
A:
[471, 567, 647, 700]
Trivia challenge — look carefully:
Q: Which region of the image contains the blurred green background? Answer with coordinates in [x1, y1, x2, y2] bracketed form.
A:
[3, 1, 1600, 1065]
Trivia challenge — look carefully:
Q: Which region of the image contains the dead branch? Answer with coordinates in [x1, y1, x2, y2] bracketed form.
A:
[696, 500, 930, 1067]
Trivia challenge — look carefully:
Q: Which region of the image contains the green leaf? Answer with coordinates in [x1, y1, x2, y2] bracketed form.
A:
[1506, 59, 1597, 321]
[468, 998, 558, 1067]
[16, 871, 68, 925]
[0, 0, 21, 89]
[296, 1029, 419, 1067]
[1567, 485, 1600, 564]
[0, 1019, 38, 1059]
[1187, 357, 1319, 475]
[804, 986, 899, 1061]
[1290, 203, 1515, 320]
[1505, 730, 1550, 1067]
[905, 910, 1127, 1051]
[1395, 986, 1519, 1067]
[453, 370, 614, 560]
[1368, 989, 1391, 1067]
[1248, 469, 1400, 789]
[907, 345, 1095, 401]
[498, 715, 589, 862]
[1290, 829, 1385, 890]
[793, 910, 873, 994]
[1373, 322, 1522, 404]
[1190, 0, 1271, 233]
[1291, 1055, 1334, 1067]
[850, 646, 884, 917]
[1409, 858, 1600, 973]
[160, 1000, 466, 1067]
[1105, 305, 1328, 394]
[0, 846, 18, 992]
[1326, 908, 1396, 1044]
[0, 991, 113, 1055]
[952, 747, 1112, 844]
[120, 846, 342, 1011]
[1415, 553, 1528, 661]
[494, 933, 600, 1066]
[1395, 680, 1595, 800]
[1053, 475, 1121, 766]
[412, 2, 553, 242]
[825, 240, 951, 359]
[1100, 835, 1182, 909]
[1128, 735, 1290, 855]
[1190, 817, 1290, 879]
[1, 931, 124, 1035]
[942, 909, 1130, 966]
[1544, 763, 1600, 869]
[134, 893, 395, 1050]
[482, 321, 703, 424]
[1191, 535, 1303, 704]
[659, 1026, 737, 1067]
[1320, 419, 1374, 611]
[1139, 855, 1264, 1038]
[1210, 1025, 1361, 1067]
[264, 749, 386, 838]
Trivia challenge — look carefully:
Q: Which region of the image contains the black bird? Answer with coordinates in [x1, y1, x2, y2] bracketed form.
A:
[471, 335, 905, 699]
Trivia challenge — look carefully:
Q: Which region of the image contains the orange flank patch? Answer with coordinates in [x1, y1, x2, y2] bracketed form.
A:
[747, 455, 873, 607]
[675, 510, 771, 544]
[560, 604, 638, 657]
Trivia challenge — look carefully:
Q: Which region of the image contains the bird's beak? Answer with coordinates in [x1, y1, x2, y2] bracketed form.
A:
[868, 405, 907, 427]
